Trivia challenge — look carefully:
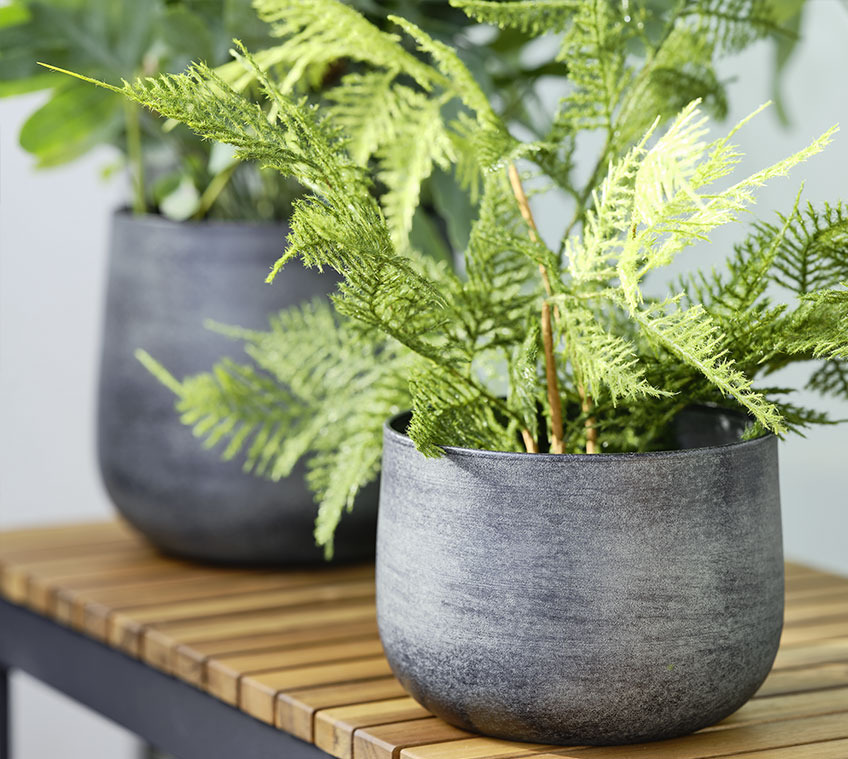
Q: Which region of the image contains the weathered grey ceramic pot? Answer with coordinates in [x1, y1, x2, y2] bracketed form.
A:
[377, 407, 783, 745]
[97, 211, 378, 564]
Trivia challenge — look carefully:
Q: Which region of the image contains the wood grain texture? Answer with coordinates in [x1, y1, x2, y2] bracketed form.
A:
[718, 738, 848, 758]
[2, 522, 848, 759]
[773, 639, 848, 671]
[207, 637, 386, 705]
[755, 662, 848, 697]
[108, 578, 375, 655]
[277, 678, 409, 741]
[142, 601, 378, 671]
[549, 712, 848, 758]
[353, 718, 476, 759]
[399, 738, 557, 759]
[172, 619, 381, 687]
[241, 656, 394, 723]
[314, 697, 430, 759]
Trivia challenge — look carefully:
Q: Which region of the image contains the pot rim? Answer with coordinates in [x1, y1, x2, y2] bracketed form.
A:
[112, 206, 290, 233]
[384, 404, 774, 461]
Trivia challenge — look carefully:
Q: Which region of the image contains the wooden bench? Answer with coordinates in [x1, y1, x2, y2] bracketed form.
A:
[1, 521, 847, 759]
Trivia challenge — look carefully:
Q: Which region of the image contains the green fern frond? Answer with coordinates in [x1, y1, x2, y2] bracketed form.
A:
[552, 0, 632, 135]
[682, 0, 786, 53]
[308, 365, 412, 557]
[561, 303, 668, 404]
[808, 360, 848, 401]
[777, 285, 848, 360]
[450, 0, 580, 34]
[771, 201, 848, 295]
[252, 0, 445, 92]
[616, 104, 835, 307]
[634, 299, 785, 432]
[508, 320, 543, 442]
[376, 90, 455, 248]
[408, 363, 519, 457]
[389, 14, 501, 128]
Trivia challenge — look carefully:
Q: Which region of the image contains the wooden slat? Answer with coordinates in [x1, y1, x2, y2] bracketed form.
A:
[314, 697, 431, 759]
[786, 568, 848, 584]
[142, 601, 377, 672]
[70, 563, 370, 636]
[0, 521, 133, 552]
[716, 687, 848, 728]
[108, 578, 375, 655]
[1, 542, 161, 603]
[0, 537, 137, 567]
[172, 619, 381, 687]
[755, 662, 848, 697]
[784, 591, 848, 625]
[786, 578, 848, 601]
[353, 718, 476, 759]
[785, 562, 824, 577]
[544, 713, 848, 758]
[723, 737, 848, 758]
[781, 617, 848, 647]
[207, 637, 386, 705]
[69, 562, 373, 623]
[400, 738, 556, 759]
[773, 639, 848, 670]
[241, 656, 394, 723]
[276, 678, 409, 741]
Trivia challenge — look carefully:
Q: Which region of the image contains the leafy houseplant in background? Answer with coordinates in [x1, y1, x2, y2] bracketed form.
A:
[2, 0, 552, 564]
[53, 0, 848, 743]
[0, 0, 334, 565]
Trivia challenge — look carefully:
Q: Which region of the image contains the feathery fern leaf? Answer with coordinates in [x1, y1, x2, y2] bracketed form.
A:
[376, 90, 455, 247]
[560, 302, 668, 405]
[771, 201, 848, 295]
[808, 360, 848, 401]
[252, 0, 445, 92]
[552, 0, 632, 136]
[450, 0, 580, 35]
[681, 0, 786, 53]
[633, 299, 785, 431]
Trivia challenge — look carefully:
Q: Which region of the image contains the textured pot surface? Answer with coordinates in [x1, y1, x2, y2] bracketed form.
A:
[377, 408, 783, 744]
[98, 211, 377, 564]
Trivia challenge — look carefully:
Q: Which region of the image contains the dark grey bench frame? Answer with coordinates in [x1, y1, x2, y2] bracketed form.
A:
[0, 599, 331, 759]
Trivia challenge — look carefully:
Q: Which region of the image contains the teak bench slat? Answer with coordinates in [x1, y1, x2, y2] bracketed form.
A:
[2, 521, 847, 759]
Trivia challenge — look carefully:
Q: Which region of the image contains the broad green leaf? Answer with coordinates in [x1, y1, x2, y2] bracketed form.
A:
[19, 81, 122, 167]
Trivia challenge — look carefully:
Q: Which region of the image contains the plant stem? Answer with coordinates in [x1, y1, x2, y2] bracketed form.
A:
[541, 301, 565, 454]
[194, 160, 240, 221]
[579, 382, 598, 454]
[507, 163, 564, 453]
[521, 428, 539, 453]
[123, 100, 146, 215]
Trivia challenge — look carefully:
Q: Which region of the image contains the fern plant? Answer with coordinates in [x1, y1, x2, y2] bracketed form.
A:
[49, 0, 847, 556]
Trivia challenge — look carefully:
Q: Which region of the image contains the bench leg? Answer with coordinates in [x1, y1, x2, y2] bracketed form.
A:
[1, 665, 9, 759]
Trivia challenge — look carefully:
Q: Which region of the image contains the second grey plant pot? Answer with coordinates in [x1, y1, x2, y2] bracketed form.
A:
[97, 211, 378, 565]
[377, 407, 783, 745]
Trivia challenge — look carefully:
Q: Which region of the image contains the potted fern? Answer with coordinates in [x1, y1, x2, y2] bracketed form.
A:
[51, 0, 847, 744]
[3, 0, 545, 564]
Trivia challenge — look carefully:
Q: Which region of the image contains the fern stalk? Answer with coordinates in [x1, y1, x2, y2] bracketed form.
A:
[507, 162, 566, 453]
[123, 100, 145, 216]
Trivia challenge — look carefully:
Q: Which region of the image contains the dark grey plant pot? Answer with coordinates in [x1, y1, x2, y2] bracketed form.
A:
[377, 407, 783, 745]
[97, 210, 378, 565]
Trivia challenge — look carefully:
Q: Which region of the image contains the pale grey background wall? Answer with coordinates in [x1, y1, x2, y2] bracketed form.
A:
[1, 2, 847, 757]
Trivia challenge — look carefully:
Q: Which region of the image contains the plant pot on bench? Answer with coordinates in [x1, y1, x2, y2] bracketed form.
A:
[97, 211, 378, 564]
[376, 405, 783, 745]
